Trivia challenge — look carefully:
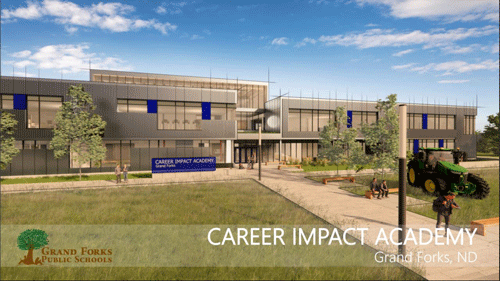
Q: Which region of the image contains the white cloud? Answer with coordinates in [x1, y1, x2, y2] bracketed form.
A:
[492, 44, 499, 54]
[438, 80, 470, 84]
[11, 50, 32, 58]
[317, 25, 498, 49]
[2, 0, 177, 35]
[271, 37, 289, 46]
[190, 34, 204, 40]
[391, 63, 416, 70]
[353, 0, 498, 23]
[365, 23, 378, 27]
[392, 48, 414, 57]
[295, 37, 317, 48]
[203, 29, 211, 35]
[155, 2, 188, 15]
[14, 60, 36, 68]
[7, 43, 132, 74]
[13, 71, 36, 77]
[64, 25, 78, 34]
[440, 44, 479, 54]
[393, 59, 499, 75]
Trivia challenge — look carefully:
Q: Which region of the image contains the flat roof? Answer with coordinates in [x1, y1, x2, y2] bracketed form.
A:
[90, 69, 271, 86]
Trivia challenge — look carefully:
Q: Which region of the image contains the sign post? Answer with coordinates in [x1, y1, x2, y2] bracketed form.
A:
[398, 104, 407, 256]
[258, 124, 262, 181]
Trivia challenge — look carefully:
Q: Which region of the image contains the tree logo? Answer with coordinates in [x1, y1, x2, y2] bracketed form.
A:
[17, 229, 49, 265]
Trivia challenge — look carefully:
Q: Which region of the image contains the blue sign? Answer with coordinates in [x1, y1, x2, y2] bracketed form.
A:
[202, 102, 211, 120]
[13, 94, 27, 110]
[346, 110, 352, 128]
[413, 139, 419, 154]
[422, 114, 428, 129]
[438, 139, 444, 148]
[152, 157, 216, 173]
[147, 100, 157, 113]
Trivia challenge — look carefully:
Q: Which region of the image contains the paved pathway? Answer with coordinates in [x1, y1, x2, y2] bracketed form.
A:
[248, 164, 499, 281]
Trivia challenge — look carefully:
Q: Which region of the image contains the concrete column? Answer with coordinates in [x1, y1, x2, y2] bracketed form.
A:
[226, 140, 232, 164]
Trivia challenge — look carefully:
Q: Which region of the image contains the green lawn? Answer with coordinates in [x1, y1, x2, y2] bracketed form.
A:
[0, 173, 152, 185]
[477, 152, 499, 158]
[1, 180, 422, 280]
[312, 168, 499, 226]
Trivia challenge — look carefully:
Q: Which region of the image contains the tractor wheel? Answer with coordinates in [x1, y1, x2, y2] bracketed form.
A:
[423, 177, 446, 195]
[407, 166, 418, 187]
[468, 173, 490, 199]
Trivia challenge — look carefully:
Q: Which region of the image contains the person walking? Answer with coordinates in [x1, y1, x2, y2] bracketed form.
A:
[434, 191, 460, 236]
[248, 152, 256, 170]
[115, 164, 121, 184]
[123, 164, 129, 183]
[378, 180, 389, 199]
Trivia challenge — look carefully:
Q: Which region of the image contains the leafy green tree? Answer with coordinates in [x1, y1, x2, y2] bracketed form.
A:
[50, 85, 107, 180]
[319, 106, 368, 174]
[481, 113, 499, 155]
[1, 112, 20, 170]
[17, 229, 48, 265]
[361, 94, 399, 178]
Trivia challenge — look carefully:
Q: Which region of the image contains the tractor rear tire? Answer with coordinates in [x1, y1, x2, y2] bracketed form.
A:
[468, 173, 490, 199]
[423, 177, 446, 195]
[407, 166, 418, 187]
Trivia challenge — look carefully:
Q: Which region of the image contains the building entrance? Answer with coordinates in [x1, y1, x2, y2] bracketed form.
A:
[234, 146, 258, 163]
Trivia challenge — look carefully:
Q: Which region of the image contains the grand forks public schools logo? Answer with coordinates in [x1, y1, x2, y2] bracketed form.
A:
[17, 229, 48, 265]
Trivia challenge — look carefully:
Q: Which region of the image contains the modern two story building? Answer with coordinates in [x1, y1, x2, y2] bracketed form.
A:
[0, 69, 477, 176]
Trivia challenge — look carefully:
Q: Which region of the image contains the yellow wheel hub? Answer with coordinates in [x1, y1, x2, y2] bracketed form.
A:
[409, 169, 416, 184]
[424, 179, 436, 193]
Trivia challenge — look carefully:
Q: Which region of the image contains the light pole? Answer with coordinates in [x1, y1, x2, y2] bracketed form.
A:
[258, 123, 262, 181]
[398, 104, 407, 256]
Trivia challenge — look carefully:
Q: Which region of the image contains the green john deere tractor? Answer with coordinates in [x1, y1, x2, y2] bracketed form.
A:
[407, 147, 490, 199]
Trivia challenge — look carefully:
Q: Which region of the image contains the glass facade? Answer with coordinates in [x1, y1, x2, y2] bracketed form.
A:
[464, 115, 475, 134]
[0, 95, 14, 109]
[408, 113, 455, 130]
[407, 139, 455, 152]
[26, 96, 63, 129]
[288, 109, 377, 132]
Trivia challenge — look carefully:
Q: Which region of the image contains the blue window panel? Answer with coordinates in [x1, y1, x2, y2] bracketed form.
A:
[13, 94, 27, 110]
[202, 102, 211, 120]
[438, 139, 444, 148]
[347, 110, 352, 128]
[147, 100, 157, 113]
[422, 114, 428, 130]
[413, 140, 419, 154]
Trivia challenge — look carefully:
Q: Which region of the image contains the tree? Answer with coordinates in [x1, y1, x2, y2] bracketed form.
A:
[50, 85, 107, 180]
[17, 229, 48, 265]
[319, 106, 368, 174]
[481, 112, 499, 155]
[361, 94, 399, 178]
[1, 112, 20, 170]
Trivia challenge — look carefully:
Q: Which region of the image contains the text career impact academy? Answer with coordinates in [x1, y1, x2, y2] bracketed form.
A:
[207, 227, 478, 247]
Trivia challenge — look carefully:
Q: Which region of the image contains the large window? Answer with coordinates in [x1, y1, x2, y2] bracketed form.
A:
[289, 109, 376, 132]
[464, 115, 475, 135]
[157, 101, 205, 130]
[117, 99, 147, 113]
[0, 95, 14, 109]
[409, 113, 455, 130]
[27, 96, 63, 129]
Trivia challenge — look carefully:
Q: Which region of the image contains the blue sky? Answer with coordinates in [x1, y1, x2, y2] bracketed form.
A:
[1, 0, 498, 130]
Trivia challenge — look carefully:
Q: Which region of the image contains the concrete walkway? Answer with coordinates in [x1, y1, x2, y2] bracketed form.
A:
[248, 164, 499, 281]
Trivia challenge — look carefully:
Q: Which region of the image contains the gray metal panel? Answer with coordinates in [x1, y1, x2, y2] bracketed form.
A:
[116, 85, 128, 99]
[129, 85, 148, 99]
[10, 152, 23, 175]
[157, 87, 176, 100]
[13, 79, 26, 94]
[201, 88, 210, 102]
[58, 155, 70, 174]
[131, 148, 140, 170]
[147, 86, 158, 100]
[22, 150, 35, 175]
[150, 148, 159, 159]
[47, 151, 58, 175]
[184, 88, 202, 102]
[34, 149, 46, 174]
[1, 78, 13, 93]
[139, 148, 150, 170]
[25, 80, 38, 95]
